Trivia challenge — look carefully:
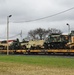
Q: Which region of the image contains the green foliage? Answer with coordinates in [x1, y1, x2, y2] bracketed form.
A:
[0, 55, 74, 68]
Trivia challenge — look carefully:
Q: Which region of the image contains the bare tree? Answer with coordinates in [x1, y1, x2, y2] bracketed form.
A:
[28, 28, 49, 40]
[28, 30, 37, 40]
[28, 28, 62, 40]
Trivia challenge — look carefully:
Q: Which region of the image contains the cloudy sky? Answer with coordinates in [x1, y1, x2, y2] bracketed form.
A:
[0, 0, 74, 41]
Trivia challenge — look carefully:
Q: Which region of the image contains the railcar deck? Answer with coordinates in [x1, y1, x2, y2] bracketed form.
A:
[0, 49, 74, 55]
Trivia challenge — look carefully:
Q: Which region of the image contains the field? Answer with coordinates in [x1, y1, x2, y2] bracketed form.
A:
[0, 55, 74, 75]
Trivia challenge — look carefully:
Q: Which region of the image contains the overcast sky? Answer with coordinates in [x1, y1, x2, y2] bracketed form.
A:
[0, 0, 74, 41]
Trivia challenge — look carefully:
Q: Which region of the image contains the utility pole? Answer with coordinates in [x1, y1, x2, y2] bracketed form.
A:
[7, 15, 12, 55]
[66, 23, 70, 42]
[66, 23, 70, 34]
[20, 30, 22, 42]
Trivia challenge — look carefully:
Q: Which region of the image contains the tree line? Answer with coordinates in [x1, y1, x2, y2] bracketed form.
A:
[27, 28, 62, 40]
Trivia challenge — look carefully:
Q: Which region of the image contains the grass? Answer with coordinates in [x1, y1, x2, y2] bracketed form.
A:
[0, 55, 74, 68]
[0, 55, 74, 75]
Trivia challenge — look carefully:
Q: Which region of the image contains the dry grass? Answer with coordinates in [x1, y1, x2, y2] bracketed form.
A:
[0, 62, 74, 75]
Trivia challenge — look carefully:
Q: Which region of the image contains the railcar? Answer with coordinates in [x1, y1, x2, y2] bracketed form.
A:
[0, 31, 74, 55]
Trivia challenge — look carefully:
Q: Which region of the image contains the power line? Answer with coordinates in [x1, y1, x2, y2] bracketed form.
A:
[0, 7, 74, 40]
[9, 33, 21, 39]
[18, 7, 74, 22]
[0, 33, 21, 39]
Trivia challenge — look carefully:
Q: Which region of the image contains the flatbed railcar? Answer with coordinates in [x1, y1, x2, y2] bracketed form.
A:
[0, 49, 74, 55]
[0, 31, 74, 55]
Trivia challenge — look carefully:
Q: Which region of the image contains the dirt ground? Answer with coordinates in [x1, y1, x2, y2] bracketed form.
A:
[0, 62, 74, 75]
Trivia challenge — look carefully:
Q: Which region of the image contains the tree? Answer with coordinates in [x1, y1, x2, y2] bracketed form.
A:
[28, 30, 37, 40]
[28, 28, 49, 40]
[35, 28, 49, 40]
[28, 28, 62, 40]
